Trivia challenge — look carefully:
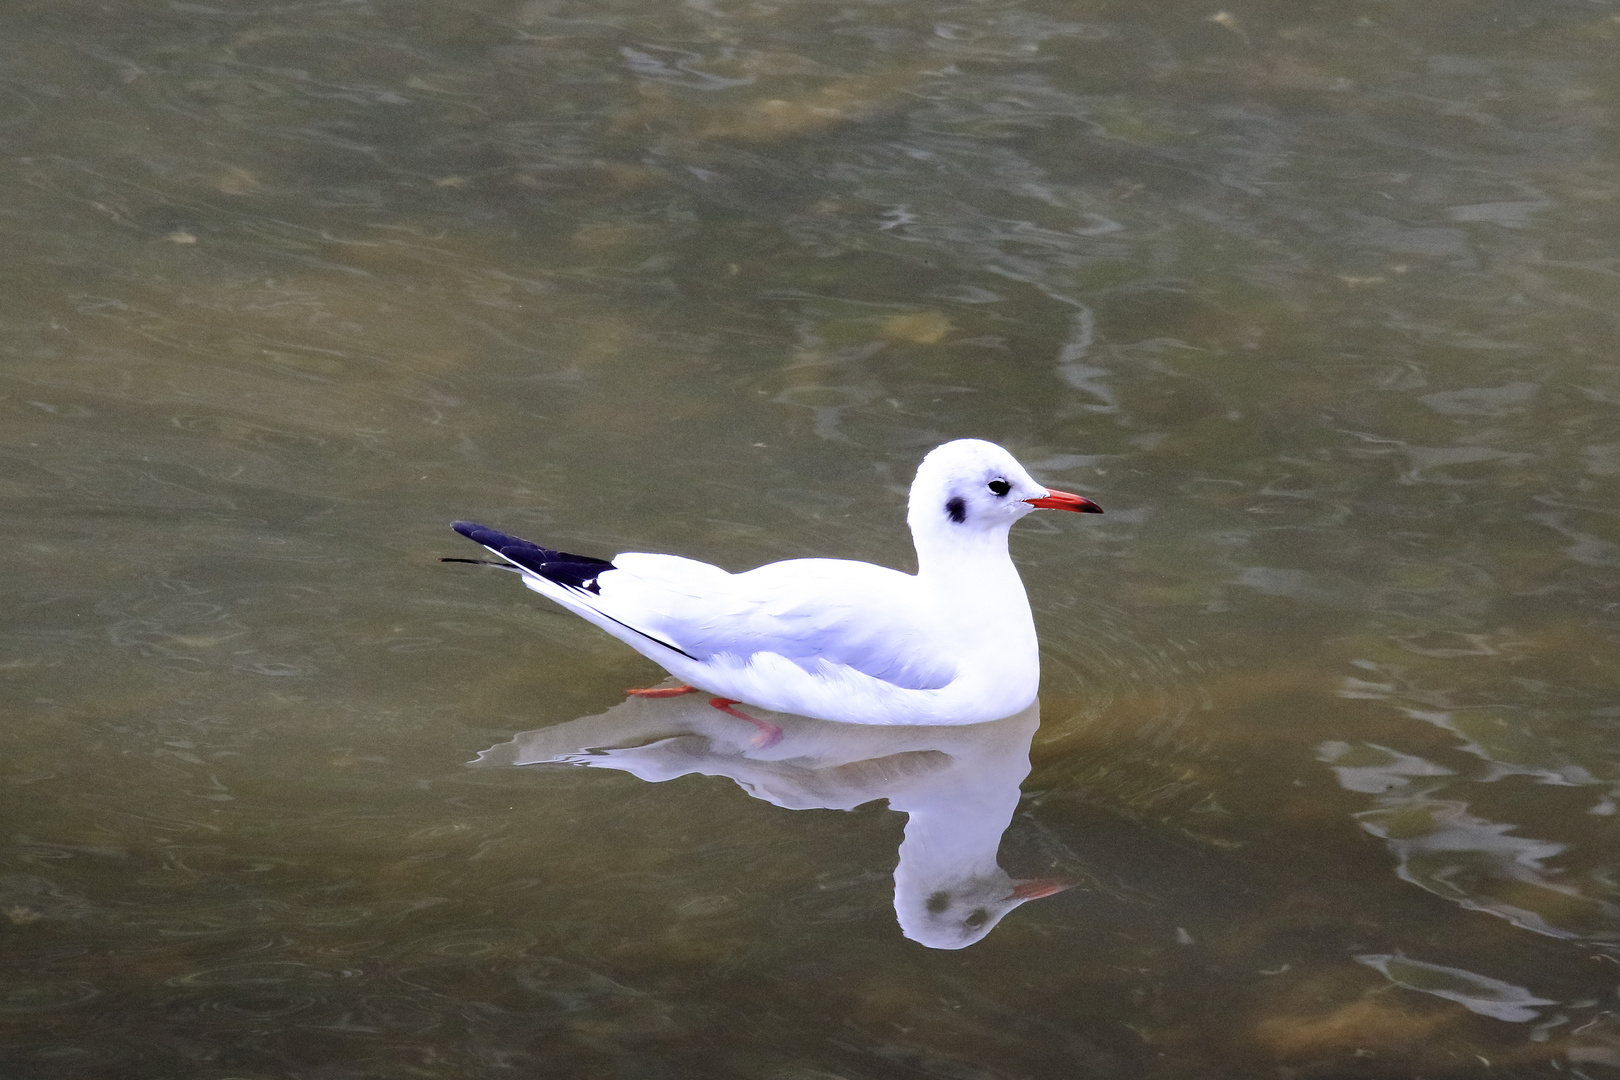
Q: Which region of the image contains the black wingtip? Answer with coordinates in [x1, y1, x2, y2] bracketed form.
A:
[451, 520, 520, 552]
[448, 519, 615, 592]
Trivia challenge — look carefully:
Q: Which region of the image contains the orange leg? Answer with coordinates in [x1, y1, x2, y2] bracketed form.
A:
[625, 684, 700, 698]
[709, 698, 784, 749]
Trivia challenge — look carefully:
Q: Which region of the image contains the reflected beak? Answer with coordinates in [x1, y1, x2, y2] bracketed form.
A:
[1024, 488, 1103, 514]
[1005, 878, 1073, 901]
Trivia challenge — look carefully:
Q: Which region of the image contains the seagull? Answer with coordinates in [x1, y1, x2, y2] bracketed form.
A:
[447, 439, 1101, 737]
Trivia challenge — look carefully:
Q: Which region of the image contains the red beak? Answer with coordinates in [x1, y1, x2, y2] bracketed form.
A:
[1024, 488, 1103, 514]
[1005, 878, 1073, 901]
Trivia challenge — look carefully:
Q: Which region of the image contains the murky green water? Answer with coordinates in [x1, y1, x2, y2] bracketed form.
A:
[4, 0, 1620, 1075]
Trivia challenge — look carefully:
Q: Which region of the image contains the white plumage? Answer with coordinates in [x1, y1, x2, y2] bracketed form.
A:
[450, 438, 1101, 727]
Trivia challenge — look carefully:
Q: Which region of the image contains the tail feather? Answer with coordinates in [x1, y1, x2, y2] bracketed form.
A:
[450, 520, 615, 594]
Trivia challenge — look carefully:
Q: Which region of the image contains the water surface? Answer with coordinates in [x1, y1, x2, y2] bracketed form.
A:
[3, 0, 1620, 1076]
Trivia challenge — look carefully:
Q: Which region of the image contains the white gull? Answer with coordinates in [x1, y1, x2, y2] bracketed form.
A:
[448, 438, 1101, 735]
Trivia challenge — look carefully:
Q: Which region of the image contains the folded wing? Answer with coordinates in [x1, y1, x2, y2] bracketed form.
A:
[601, 554, 954, 691]
[452, 522, 956, 692]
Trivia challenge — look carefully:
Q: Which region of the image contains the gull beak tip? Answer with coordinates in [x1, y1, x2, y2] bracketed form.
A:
[1025, 488, 1104, 514]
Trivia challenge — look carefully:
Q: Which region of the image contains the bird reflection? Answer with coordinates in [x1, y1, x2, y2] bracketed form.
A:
[471, 690, 1065, 949]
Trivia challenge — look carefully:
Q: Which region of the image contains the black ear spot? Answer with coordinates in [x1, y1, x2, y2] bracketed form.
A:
[945, 497, 966, 523]
[926, 891, 950, 913]
[987, 479, 1010, 497]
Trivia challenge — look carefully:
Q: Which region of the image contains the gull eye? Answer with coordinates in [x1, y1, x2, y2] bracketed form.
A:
[987, 479, 1011, 497]
[964, 908, 990, 928]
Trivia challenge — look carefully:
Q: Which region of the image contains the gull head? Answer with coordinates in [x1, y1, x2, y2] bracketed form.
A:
[906, 439, 1101, 540]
